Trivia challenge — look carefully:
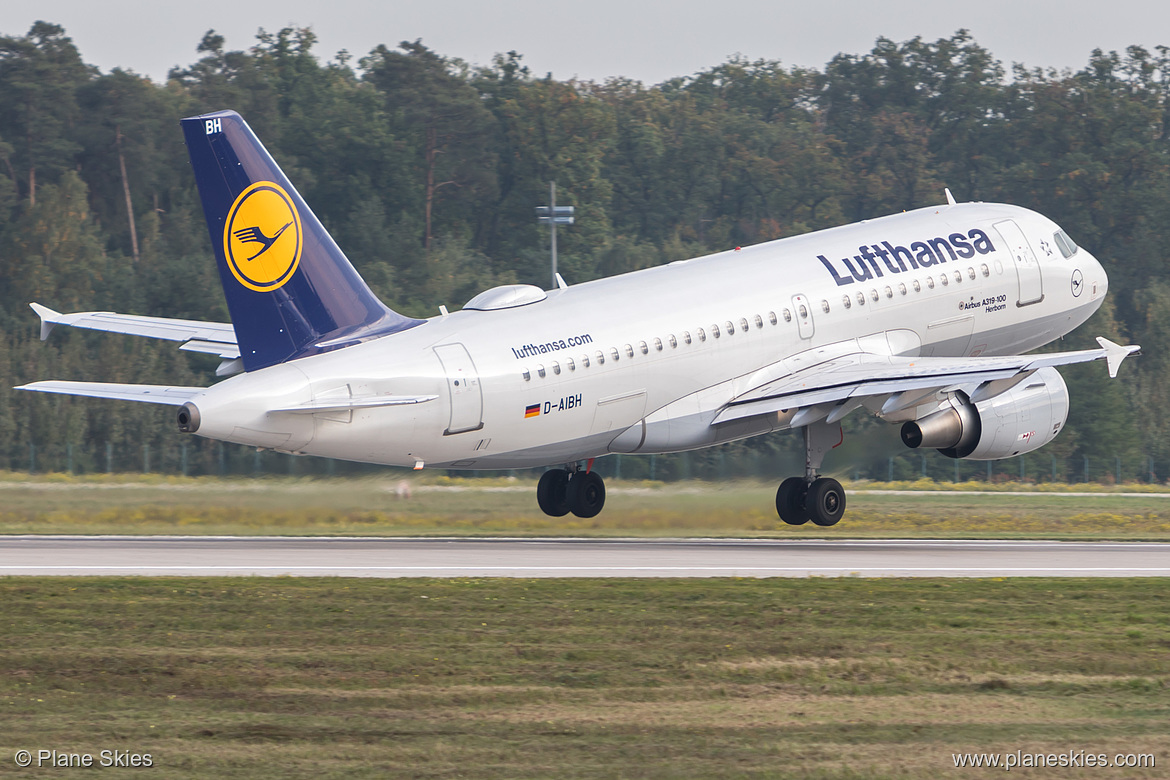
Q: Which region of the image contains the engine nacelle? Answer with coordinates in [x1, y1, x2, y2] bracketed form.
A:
[900, 366, 1069, 460]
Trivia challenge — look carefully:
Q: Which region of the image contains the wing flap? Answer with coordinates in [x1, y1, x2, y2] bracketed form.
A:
[15, 381, 204, 406]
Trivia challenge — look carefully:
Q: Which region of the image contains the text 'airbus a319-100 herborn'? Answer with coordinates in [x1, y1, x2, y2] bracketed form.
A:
[18, 110, 1141, 526]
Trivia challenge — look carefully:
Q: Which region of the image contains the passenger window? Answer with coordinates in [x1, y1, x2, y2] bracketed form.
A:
[537, 365, 546, 378]
[611, 347, 621, 361]
[869, 289, 879, 302]
[927, 277, 935, 289]
[724, 321, 734, 336]
[783, 309, 792, 322]
[856, 292, 865, 306]
[697, 328, 707, 342]
[670, 335, 678, 348]
[798, 305, 808, 318]
[624, 344, 634, 358]
[653, 338, 662, 351]
[940, 274, 949, 286]
[639, 341, 648, 355]
[739, 318, 749, 332]
[884, 286, 893, 299]
[768, 311, 778, 325]
[898, 283, 907, 296]
[595, 350, 605, 365]
[821, 300, 830, 313]
[582, 354, 590, 368]
[522, 368, 531, 381]
[842, 295, 852, 309]
[712, 324, 721, 338]
[567, 358, 575, 371]
[953, 270, 962, 284]
[683, 331, 691, 345]
[980, 264, 990, 277]
[552, 361, 561, 375]
[913, 279, 921, 292]
[967, 267, 976, 280]
[754, 314, 763, 329]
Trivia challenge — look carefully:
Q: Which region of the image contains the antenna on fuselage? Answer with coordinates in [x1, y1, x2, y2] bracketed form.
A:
[944, 188, 958, 206]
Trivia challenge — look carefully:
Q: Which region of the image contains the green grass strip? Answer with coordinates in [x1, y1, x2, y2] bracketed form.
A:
[2, 577, 1168, 778]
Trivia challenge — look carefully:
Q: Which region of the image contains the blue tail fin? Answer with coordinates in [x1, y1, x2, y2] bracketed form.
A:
[181, 110, 422, 371]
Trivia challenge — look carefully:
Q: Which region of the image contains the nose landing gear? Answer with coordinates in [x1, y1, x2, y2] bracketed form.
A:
[537, 464, 606, 519]
[775, 421, 847, 527]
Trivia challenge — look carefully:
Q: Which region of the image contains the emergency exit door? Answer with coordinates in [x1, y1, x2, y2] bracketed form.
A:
[434, 343, 483, 435]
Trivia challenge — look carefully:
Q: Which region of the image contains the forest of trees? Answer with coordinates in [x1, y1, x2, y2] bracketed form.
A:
[0, 21, 1167, 481]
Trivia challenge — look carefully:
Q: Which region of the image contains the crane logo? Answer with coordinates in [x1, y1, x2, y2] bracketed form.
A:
[223, 181, 303, 292]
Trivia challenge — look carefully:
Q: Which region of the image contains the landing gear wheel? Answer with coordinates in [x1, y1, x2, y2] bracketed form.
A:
[567, 470, 606, 519]
[806, 477, 846, 527]
[776, 477, 810, 525]
[536, 469, 572, 517]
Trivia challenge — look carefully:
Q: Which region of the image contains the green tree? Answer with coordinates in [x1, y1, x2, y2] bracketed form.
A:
[363, 40, 498, 253]
[0, 21, 93, 204]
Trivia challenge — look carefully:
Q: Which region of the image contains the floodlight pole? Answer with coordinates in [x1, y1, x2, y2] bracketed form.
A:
[536, 182, 574, 289]
[549, 180, 558, 290]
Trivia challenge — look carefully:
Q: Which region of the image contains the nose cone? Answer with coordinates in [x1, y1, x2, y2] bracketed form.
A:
[1083, 248, 1108, 300]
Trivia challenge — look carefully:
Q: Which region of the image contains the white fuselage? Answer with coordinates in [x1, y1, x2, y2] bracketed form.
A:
[188, 202, 1108, 469]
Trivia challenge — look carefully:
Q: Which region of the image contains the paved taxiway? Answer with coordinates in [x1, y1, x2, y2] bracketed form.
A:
[2, 536, 1169, 577]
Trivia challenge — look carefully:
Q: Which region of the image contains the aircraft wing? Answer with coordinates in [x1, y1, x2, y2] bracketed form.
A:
[13, 381, 204, 406]
[715, 337, 1140, 426]
[31, 303, 241, 368]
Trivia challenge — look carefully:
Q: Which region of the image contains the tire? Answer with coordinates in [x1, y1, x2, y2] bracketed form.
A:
[776, 477, 809, 525]
[567, 470, 606, 519]
[807, 477, 846, 527]
[536, 469, 572, 517]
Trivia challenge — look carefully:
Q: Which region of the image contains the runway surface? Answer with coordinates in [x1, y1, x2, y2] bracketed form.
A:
[2, 536, 1170, 577]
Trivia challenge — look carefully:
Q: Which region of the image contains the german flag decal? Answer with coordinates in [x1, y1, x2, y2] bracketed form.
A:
[524, 404, 540, 419]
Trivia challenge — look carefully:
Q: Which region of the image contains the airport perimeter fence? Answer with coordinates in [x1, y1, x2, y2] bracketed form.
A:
[2, 434, 1168, 486]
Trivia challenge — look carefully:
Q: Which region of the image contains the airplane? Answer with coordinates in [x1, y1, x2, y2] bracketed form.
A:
[17, 109, 1140, 527]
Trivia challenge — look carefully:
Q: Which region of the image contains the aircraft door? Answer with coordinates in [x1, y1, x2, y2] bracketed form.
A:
[433, 343, 484, 435]
[994, 220, 1044, 306]
[791, 294, 815, 339]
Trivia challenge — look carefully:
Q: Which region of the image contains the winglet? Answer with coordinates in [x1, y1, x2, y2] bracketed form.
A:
[1096, 336, 1141, 378]
[944, 188, 957, 206]
[29, 303, 60, 341]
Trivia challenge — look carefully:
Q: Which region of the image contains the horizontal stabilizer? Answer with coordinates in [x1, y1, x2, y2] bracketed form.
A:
[30, 303, 240, 359]
[271, 395, 439, 414]
[15, 381, 204, 406]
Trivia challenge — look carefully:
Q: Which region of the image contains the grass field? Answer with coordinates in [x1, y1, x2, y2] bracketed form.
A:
[2, 473, 1170, 539]
[1, 577, 1167, 778]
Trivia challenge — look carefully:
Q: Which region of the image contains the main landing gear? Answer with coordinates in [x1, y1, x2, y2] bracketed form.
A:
[776, 421, 847, 527]
[537, 463, 606, 519]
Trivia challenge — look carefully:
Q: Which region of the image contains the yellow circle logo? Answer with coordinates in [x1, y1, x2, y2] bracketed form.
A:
[223, 181, 303, 292]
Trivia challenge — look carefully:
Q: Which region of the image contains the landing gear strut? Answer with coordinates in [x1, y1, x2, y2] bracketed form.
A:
[537, 465, 606, 519]
[775, 421, 846, 527]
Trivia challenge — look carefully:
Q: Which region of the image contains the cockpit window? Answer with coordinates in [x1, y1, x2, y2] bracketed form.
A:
[1054, 230, 1079, 258]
